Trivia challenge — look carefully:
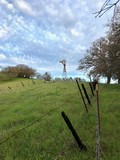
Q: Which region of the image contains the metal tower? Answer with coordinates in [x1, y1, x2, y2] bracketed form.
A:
[59, 59, 67, 79]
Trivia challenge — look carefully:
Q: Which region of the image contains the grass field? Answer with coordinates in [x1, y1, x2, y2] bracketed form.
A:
[0, 79, 120, 160]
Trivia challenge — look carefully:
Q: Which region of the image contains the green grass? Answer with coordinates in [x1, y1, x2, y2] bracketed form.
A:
[0, 79, 120, 160]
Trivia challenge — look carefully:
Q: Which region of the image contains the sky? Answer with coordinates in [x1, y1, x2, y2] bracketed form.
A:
[0, 0, 118, 79]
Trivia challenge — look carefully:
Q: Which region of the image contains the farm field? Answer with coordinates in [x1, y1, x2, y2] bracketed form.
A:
[0, 79, 120, 160]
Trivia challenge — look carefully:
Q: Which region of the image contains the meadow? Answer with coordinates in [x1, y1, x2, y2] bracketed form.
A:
[0, 79, 120, 160]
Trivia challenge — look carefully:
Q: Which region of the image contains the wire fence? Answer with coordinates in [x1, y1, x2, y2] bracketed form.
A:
[0, 93, 78, 146]
[0, 80, 107, 159]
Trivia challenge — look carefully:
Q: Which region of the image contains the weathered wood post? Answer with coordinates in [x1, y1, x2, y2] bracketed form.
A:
[61, 111, 87, 151]
[76, 79, 88, 113]
[89, 82, 94, 96]
[81, 84, 91, 105]
[21, 81, 24, 87]
[32, 80, 36, 85]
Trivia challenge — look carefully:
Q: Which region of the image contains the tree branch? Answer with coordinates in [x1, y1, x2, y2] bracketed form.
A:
[94, 0, 120, 17]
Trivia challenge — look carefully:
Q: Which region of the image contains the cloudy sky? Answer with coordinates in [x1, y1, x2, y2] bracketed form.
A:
[0, 0, 117, 79]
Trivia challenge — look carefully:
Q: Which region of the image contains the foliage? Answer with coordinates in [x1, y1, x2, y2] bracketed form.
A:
[78, 37, 112, 83]
[107, 6, 120, 83]
[78, 6, 120, 84]
[0, 72, 12, 81]
[1, 64, 36, 79]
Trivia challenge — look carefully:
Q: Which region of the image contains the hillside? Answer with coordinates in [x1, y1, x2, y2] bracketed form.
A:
[0, 79, 120, 160]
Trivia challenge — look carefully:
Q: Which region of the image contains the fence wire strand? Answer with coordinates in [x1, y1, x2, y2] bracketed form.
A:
[0, 81, 107, 160]
[0, 93, 78, 146]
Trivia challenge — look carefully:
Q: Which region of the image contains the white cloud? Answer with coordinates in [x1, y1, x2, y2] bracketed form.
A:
[0, 53, 6, 59]
[45, 4, 58, 16]
[45, 32, 59, 41]
[71, 29, 80, 37]
[13, 0, 35, 16]
[0, 0, 115, 78]
[0, 27, 9, 39]
[0, 0, 15, 11]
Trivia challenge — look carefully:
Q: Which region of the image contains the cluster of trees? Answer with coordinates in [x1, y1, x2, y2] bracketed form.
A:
[1, 64, 36, 79]
[78, 6, 120, 84]
[0, 64, 52, 81]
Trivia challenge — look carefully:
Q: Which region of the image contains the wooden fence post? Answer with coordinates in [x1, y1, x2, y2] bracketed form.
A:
[32, 80, 35, 85]
[61, 111, 87, 151]
[76, 79, 88, 113]
[81, 84, 91, 105]
[21, 81, 24, 87]
[89, 82, 94, 96]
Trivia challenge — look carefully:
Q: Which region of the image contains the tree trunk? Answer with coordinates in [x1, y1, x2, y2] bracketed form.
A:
[107, 77, 111, 84]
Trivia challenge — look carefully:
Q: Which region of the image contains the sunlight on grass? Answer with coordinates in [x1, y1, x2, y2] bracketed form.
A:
[0, 79, 120, 159]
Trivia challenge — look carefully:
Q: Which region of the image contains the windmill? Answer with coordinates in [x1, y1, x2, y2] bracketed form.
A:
[59, 59, 67, 79]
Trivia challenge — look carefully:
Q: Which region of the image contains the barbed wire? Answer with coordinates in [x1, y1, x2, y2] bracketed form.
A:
[0, 81, 93, 145]
[0, 93, 80, 146]
[0, 80, 106, 160]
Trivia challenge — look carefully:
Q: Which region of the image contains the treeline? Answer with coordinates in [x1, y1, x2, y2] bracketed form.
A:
[78, 6, 120, 84]
[1, 64, 36, 79]
[0, 64, 52, 81]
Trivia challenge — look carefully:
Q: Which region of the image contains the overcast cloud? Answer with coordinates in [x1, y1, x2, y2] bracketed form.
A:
[0, 0, 117, 78]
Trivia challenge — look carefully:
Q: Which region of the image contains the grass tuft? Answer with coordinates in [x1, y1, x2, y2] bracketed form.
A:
[0, 79, 120, 159]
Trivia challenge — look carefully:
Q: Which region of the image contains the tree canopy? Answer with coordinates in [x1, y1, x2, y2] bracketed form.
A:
[1, 64, 36, 79]
[78, 6, 120, 84]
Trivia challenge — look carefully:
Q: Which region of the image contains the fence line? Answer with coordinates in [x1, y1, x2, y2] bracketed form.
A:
[0, 94, 78, 146]
[0, 80, 106, 159]
[0, 83, 92, 146]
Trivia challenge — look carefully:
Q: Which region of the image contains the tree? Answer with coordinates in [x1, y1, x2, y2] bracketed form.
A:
[94, 0, 120, 17]
[107, 6, 120, 83]
[43, 72, 52, 81]
[2, 66, 18, 77]
[2, 64, 36, 78]
[15, 64, 36, 78]
[78, 6, 120, 84]
[78, 37, 113, 83]
[0, 72, 12, 81]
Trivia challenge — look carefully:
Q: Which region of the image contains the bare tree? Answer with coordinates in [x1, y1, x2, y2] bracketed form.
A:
[94, 0, 120, 17]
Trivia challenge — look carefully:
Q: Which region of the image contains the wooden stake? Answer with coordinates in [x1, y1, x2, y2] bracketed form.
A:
[61, 111, 87, 151]
[89, 82, 94, 96]
[81, 84, 91, 105]
[76, 79, 88, 113]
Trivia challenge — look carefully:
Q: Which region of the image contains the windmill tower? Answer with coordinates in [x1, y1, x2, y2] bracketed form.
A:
[59, 59, 67, 79]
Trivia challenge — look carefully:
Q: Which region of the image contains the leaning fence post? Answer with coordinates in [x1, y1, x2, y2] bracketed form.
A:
[81, 84, 91, 105]
[89, 82, 94, 96]
[8, 86, 11, 89]
[32, 80, 36, 85]
[21, 81, 24, 87]
[61, 111, 87, 151]
[76, 79, 88, 113]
